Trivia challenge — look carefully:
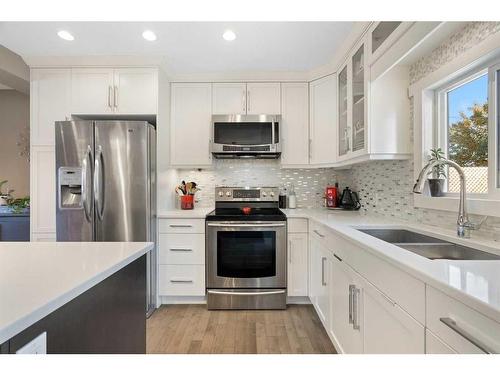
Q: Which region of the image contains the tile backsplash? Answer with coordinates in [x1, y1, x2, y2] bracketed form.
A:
[173, 159, 351, 209]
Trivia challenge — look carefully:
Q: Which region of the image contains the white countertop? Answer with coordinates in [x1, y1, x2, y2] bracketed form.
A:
[283, 208, 500, 324]
[158, 207, 213, 219]
[0, 241, 153, 344]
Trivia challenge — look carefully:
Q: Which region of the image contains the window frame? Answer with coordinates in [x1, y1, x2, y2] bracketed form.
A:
[434, 68, 490, 198]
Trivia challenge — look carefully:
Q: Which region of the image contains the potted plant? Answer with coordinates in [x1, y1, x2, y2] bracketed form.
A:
[427, 148, 446, 197]
[0, 180, 14, 206]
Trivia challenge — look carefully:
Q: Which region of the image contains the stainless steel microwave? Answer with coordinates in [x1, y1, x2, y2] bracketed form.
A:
[210, 114, 281, 159]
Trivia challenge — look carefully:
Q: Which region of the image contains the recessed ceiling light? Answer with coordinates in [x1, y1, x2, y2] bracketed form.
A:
[222, 30, 236, 41]
[57, 30, 74, 41]
[142, 30, 157, 41]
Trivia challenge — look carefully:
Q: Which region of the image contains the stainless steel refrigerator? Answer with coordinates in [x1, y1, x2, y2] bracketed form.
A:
[55, 120, 157, 317]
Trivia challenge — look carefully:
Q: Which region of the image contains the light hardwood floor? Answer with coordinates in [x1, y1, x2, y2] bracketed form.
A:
[147, 304, 337, 354]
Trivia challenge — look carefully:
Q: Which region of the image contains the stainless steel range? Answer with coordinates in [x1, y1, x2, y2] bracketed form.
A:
[206, 187, 287, 310]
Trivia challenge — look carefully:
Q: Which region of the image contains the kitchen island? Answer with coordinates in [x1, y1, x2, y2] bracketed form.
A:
[0, 241, 153, 354]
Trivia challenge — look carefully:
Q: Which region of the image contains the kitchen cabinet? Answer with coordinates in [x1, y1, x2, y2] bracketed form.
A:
[246, 82, 281, 114]
[71, 68, 115, 114]
[362, 275, 424, 353]
[331, 254, 363, 353]
[281, 82, 309, 167]
[309, 233, 332, 327]
[426, 329, 456, 354]
[170, 83, 212, 167]
[309, 74, 337, 165]
[337, 41, 367, 162]
[212, 82, 280, 115]
[30, 69, 71, 146]
[71, 68, 157, 115]
[158, 219, 206, 298]
[368, 22, 414, 66]
[287, 232, 308, 297]
[212, 83, 246, 115]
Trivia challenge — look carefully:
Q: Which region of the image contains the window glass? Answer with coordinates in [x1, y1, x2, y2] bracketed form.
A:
[446, 74, 488, 193]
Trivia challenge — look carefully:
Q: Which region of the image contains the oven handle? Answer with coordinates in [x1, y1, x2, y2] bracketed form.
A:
[207, 290, 286, 296]
[207, 223, 286, 228]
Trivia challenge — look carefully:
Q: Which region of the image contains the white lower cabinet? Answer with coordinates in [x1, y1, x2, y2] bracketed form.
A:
[287, 232, 308, 297]
[331, 254, 363, 353]
[309, 234, 332, 327]
[158, 219, 206, 298]
[362, 275, 424, 353]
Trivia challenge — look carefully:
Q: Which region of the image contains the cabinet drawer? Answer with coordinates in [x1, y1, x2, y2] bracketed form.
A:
[426, 286, 500, 354]
[309, 221, 333, 248]
[159, 233, 205, 265]
[159, 219, 205, 234]
[287, 218, 308, 233]
[159, 265, 205, 296]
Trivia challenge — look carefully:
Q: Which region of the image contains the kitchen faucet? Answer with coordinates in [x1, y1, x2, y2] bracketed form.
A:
[413, 158, 485, 238]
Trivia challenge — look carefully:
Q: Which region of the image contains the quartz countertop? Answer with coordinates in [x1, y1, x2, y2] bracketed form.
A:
[0, 241, 153, 344]
[283, 208, 500, 324]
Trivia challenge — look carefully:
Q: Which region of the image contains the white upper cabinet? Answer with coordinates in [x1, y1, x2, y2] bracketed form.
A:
[71, 68, 115, 114]
[212, 82, 281, 115]
[170, 83, 212, 167]
[71, 68, 157, 115]
[309, 74, 337, 165]
[212, 83, 247, 115]
[246, 82, 281, 114]
[31, 69, 71, 146]
[113, 68, 158, 114]
[281, 82, 309, 167]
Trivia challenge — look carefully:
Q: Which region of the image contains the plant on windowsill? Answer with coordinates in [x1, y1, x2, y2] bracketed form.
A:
[427, 148, 447, 197]
[0, 180, 14, 206]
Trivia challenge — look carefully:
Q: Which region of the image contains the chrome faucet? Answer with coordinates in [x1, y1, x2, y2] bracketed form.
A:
[413, 158, 484, 238]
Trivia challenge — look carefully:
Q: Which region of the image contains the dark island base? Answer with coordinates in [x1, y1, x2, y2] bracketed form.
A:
[1, 255, 146, 354]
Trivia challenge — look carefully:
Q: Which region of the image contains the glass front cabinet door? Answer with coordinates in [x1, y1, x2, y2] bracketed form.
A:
[338, 42, 367, 160]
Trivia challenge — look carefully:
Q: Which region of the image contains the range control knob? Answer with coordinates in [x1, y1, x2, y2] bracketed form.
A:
[270, 191, 275, 197]
[218, 191, 224, 197]
[262, 192, 267, 198]
[226, 191, 232, 197]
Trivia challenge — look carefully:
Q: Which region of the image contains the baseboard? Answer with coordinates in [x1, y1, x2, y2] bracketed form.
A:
[159, 295, 312, 305]
[287, 296, 312, 304]
[160, 296, 207, 305]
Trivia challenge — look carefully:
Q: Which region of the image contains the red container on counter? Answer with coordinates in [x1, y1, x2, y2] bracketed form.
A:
[325, 184, 339, 208]
[181, 195, 194, 210]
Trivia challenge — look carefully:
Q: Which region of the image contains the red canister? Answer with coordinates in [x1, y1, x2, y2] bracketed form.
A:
[325, 184, 339, 208]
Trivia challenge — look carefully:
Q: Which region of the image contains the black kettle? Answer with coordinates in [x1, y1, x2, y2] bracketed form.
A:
[340, 187, 361, 210]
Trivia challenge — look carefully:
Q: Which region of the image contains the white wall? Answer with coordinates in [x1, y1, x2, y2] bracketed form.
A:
[0, 90, 30, 197]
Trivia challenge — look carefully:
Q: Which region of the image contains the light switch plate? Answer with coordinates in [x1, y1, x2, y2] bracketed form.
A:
[16, 332, 47, 354]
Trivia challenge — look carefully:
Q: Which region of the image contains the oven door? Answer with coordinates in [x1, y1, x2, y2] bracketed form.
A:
[206, 221, 287, 289]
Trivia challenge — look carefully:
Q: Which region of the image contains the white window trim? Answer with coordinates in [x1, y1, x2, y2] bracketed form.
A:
[409, 30, 500, 217]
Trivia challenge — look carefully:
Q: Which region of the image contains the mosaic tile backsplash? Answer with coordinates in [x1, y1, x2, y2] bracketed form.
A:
[174, 159, 351, 209]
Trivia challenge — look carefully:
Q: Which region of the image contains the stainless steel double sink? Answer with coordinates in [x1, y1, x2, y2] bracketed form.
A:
[357, 229, 500, 261]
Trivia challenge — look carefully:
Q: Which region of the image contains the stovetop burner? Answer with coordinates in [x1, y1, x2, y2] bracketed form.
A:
[206, 186, 286, 222]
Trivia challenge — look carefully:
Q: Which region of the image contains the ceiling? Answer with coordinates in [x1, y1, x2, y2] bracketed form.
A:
[0, 22, 355, 74]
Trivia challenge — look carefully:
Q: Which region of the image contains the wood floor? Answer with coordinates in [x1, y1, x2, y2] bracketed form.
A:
[146, 304, 336, 354]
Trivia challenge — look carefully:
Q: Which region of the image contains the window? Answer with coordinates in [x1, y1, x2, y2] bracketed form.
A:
[437, 72, 489, 194]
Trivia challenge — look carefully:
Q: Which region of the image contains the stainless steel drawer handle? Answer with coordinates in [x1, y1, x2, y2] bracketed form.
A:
[169, 224, 193, 228]
[321, 257, 327, 286]
[313, 229, 325, 238]
[207, 223, 286, 228]
[170, 279, 194, 283]
[352, 287, 360, 330]
[348, 284, 355, 324]
[207, 290, 286, 296]
[169, 248, 193, 252]
[439, 317, 496, 354]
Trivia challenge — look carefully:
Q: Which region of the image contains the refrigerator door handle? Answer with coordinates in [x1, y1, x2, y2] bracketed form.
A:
[81, 145, 93, 222]
[94, 146, 105, 221]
